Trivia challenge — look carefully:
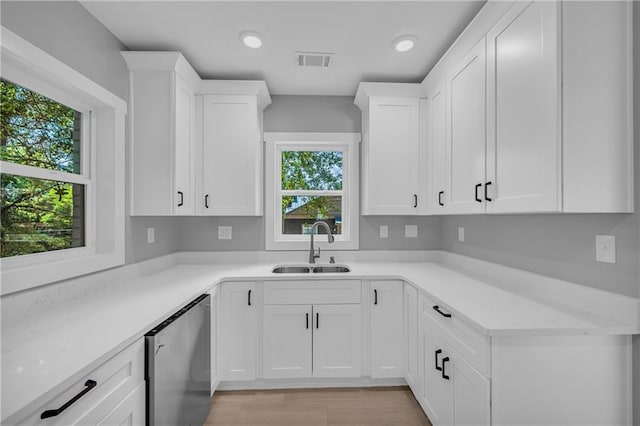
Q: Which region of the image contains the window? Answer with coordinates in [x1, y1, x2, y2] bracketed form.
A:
[265, 132, 360, 251]
[0, 26, 126, 294]
[1, 79, 89, 258]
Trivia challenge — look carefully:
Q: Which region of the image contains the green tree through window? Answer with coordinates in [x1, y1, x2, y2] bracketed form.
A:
[1, 79, 84, 257]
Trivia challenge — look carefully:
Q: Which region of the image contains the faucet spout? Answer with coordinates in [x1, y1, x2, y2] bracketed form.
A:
[309, 221, 334, 264]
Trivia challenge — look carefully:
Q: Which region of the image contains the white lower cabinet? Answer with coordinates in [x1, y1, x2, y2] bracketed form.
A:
[370, 281, 404, 378]
[263, 304, 313, 379]
[209, 286, 220, 394]
[404, 283, 419, 392]
[313, 304, 362, 378]
[14, 338, 145, 426]
[219, 281, 258, 381]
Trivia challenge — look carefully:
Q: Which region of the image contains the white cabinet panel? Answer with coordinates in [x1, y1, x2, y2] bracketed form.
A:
[201, 95, 262, 216]
[209, 288, 219, 395]
[220, 282, 257, 381]
[263, 305, 312, 379]
[426, 83, 447, 214]
[173, 74, 196, 215]
[451, 349, 490, 426]
[96, 382, 145, 426]
[486, 0, 560, 213]
[313, 304, 362, 378]
[370, 281, 404, 378]
[445, 39, 486, 214]
[404, 284, 418, 392]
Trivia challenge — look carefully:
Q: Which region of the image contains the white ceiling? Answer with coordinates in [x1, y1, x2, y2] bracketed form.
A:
[81, 1, 485, 96]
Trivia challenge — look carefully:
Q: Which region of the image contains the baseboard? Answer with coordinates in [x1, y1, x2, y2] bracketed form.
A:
[216, 377, 407, 391]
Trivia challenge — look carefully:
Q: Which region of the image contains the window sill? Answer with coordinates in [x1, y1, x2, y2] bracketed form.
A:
[266, 239, 359, 251]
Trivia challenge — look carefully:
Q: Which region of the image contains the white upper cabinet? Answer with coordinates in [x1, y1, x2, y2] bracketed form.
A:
[197, 83, 270, 216]
[423, 0, 633, 215]
[355, 83, 427, 215]
[485, 1, 560, 213]
[445, 39, 487, 215]
[123, 52, 199, 215]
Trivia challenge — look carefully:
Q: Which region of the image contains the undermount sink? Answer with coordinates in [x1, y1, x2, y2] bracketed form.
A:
[271, 264, 351, 274]
[312, 265, 351, 273]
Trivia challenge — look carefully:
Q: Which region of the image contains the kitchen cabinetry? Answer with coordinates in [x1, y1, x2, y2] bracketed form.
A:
[355, 83, 427, 215]
[370, 281, 404, 378]
[197, 82, 271, 215]
[262, 280, 362, 379]
[13, 338, 145, 425]
[122, 52, 199, 215]
[424, 0, 633, 214]
[220, 282, 258, 381]
[404, 283, 418, 392]
[445, 38, 486, 214]
[425, 82, 447, 214]
[209, 286, 220, 394]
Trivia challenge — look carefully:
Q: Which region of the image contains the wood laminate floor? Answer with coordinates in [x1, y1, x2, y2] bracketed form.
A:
[205, 386, 432, 426]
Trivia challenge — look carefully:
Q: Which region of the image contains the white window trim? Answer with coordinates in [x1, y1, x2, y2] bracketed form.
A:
[265, 132, 360, 251]
[0, 27, 126, 295]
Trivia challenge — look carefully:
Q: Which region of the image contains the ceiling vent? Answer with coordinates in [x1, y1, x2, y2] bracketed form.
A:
[295, 51, 333, 68]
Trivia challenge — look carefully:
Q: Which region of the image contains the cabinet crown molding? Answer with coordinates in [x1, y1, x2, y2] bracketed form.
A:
[121, 51, 201, 89]
[354, 82, 426, 110]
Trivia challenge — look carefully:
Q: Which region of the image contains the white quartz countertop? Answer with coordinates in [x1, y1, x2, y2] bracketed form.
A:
[2, 259, 638, 422]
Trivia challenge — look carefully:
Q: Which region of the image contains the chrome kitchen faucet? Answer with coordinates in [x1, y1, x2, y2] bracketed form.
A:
[308, 221, 334, 264]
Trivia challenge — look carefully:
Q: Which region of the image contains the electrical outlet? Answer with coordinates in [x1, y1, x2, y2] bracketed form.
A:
[595, 235, 616, 263]
[405, 225, 418, 238]
[218, 226, 232, 240]
[458, 227, 465, 242]
[147, 227, 155, 244]
[379, 225, 389, 239]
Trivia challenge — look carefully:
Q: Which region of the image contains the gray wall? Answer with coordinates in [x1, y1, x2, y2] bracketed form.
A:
[175, 95, 443, 251]
[1, 1, 178, 265]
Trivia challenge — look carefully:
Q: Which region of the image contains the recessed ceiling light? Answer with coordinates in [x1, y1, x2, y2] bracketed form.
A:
[392, 35, 417, 53]
[239, 30, 263, 49]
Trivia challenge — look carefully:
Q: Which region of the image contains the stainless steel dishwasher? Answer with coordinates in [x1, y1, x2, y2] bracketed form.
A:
[145, 294, 211, 426]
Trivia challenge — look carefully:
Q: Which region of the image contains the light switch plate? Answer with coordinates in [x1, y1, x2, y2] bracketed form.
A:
[405, 225, 418, 238]
[458, 227, 465, 242]
[595, 235, 615, 263]
[147, 227, 155, 244]
[218, 226, 232, 240]
[379, 225, 389, 239]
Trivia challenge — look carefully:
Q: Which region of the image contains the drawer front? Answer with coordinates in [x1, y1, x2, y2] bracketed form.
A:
[264, 280, 361, 305]
[419, 293, 490, 377]
[17, 338, 144, 425]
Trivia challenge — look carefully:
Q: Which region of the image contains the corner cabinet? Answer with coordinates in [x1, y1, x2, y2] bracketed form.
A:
[196, 82, 270, 215]
[355, 83, 427, 215]
[424, 0, 633, 214]
[122, 52, 199, 215]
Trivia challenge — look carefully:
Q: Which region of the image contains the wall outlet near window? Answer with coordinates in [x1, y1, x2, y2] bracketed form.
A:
[147, 227, 155, 244]
[595, 235, 615, 263]
[218, 226, 233, 240]
[379, 225, 389, 239]
[458, 227, 465, 242]
[405, 225, 418, 238]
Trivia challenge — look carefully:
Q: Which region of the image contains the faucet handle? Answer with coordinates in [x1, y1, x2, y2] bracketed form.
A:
[329, 256, 335, 264]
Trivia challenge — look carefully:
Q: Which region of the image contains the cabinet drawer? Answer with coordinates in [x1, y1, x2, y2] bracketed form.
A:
[264, 280, 361, 305]
[419, 293, 490, 377]
[16, 338, 144, 425]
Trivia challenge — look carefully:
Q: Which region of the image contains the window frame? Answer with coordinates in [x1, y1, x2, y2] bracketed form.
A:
[0, 26, 126, 295]
[265, 132, 360, 251]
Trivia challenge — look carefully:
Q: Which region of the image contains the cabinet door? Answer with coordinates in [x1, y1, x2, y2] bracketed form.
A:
[220, 282, 257, 381]
[404, 284, 419, 392]
[263, 305, 313, 379]
[445, 39, 486, 215]
[312, 304, 362, 378]
[486, 0, 560, 213]
[364, 97, 420, 215]
[97, 382, 145, 426]
[370, 281, 404, 378]
[173, 73, 196, 215]
[201, 95, 262, 215]
[450, 348, 490, 426]
[426, 83, 447, 214]
[418, 319, 453, 426]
